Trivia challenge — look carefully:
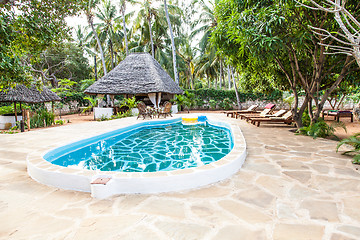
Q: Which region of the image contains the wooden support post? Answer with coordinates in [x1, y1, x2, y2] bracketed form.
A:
[26, 110, 30, 131]
[14, 102, 17, 122]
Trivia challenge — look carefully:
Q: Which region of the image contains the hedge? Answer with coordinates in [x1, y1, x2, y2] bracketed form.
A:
[185, 89, 282, 102]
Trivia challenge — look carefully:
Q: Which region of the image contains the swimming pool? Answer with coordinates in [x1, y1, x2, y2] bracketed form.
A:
[45, 120, 233, 172]
[27, 115, 246, 198]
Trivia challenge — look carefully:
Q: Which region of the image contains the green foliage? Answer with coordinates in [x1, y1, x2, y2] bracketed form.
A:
[57, 91, 88, 106]
[209, 99, 217, 110]
[30, 109, 55, 128]
[0, 104, 30, 115]
[120, 97, 138, 110]
[185, 89, 282, 103]
[296, 119, 346, 139]
[111, 110, 132, 119]
[302, 109, 311, 128]
[52, 79, 78, 94]
[195, 98, 205, 108]
[219, 98, 233, 110]
[55, 119, 65, 125]
[172, 91, 196, 112]
[282, 92, 295, 109]
[33, 43, 92, 85]
[97, 114, 110, 121]
[82, 96, 98, 113]
[337, 133, 360, 164]
[0, 0, 87, 88]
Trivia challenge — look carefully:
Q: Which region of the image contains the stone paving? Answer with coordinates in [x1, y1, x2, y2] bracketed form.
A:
[0, 113, 359, 240]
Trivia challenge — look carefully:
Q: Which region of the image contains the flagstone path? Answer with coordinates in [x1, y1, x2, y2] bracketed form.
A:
[0, 113, 359, 240]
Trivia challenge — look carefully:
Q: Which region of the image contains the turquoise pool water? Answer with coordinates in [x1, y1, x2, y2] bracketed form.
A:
[45, 119, 233, 172]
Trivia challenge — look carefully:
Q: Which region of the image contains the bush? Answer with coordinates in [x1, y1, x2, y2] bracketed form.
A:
[336, 133, 360, 164]
[185, 89, 282, 103]
[112, 110, 132, 119]
[30, 109, 55, 128]
[209, 99, 217, 110]
[296, 118, 346, 139]
[219, 98, 233, 110]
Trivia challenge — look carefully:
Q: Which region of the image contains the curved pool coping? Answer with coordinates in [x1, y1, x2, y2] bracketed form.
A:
[27, 115, 247, 198]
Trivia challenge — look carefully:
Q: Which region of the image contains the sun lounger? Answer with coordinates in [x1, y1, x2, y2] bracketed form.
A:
[247, 109, 287, 120]
[322, 110, 353, 122]
[250, 111, 294, 127]
[238, 108, 273, 120]
[226, 105, 258, 118]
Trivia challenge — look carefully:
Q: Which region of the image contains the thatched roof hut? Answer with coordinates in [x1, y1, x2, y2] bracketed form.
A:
[30, 85, 61, 102]
[84, 53, 183, 96]
[0, 84, 61, 103]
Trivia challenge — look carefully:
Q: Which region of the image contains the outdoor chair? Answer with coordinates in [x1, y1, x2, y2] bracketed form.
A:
[238, 108, 274, 120]
[137, 102, 152, 120]
[225, 105, 259, 118]
[250, 111, 294, 127]
[247, 109, 287, 121]
[158, 101, 172, 118]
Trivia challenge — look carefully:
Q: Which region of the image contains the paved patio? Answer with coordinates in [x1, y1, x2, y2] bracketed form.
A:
[0, 113, 359, 240]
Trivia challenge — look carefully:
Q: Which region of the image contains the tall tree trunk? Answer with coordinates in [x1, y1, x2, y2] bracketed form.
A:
[94, 55, 97, 81]
[227, 65, 231, 90]
[230, 66, 241, 109]
[110, 40, 114, 69]
[164, 0, 179, 84]
[88, 17, 107, 75]
[219, 59, 223, 89]
[121, 2, 129, 56]
[148, 16, 154, 58]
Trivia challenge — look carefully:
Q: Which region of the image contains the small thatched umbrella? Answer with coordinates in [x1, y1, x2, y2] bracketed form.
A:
[85, 52, 183, 107]
[0, 84, 61, 131]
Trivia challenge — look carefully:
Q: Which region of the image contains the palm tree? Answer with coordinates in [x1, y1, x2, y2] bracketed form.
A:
[96, 0, 122, 70]
[164, 0, 179, 84]
[177, 35, 196, 89]
[85, 0, 107, 75]
[190, 0, 218, 54]
[134, 0, 156, 57]
[119, 0, 138, 56]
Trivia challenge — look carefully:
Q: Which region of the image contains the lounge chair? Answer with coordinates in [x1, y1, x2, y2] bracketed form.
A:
[250, 111, 294, 127]
[238, 108, 274, 120]
[158, 101, 172, 118]
[237, 103, 276, 119]
[226, 105, 258, 118]
[137, 102, 152, 119]
[247, 109, 287, 120]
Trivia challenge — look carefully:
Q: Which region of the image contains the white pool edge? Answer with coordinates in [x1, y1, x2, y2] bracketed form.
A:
[27, 116, 246, 199]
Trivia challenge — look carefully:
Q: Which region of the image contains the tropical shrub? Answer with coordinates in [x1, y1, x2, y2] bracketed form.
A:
[120, 96, 138, 110]
[30, 109, 55, 128]
[209, 99, 217, 110]
[112, 110, 132, 119]
[219, 98, 233, 110]
[296, 118, 346, 139]
[336, 133, 360, 164]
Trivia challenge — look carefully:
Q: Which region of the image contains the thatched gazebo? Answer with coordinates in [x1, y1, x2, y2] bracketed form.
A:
[0, 84, 61, 130]
[84, 52, 183, 109]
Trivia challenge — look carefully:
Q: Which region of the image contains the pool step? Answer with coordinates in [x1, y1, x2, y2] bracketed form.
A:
[91, 176, 113, 199]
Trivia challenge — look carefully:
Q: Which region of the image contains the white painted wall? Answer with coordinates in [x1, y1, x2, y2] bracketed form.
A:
[0, 116, 23, 129]
[94, 107, 113, 120]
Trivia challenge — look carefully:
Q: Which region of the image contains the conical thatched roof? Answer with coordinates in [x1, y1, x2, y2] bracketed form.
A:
[30, 85, 61, 102]
[84, 52, 183, 95]
[0, 85, 61, 103]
